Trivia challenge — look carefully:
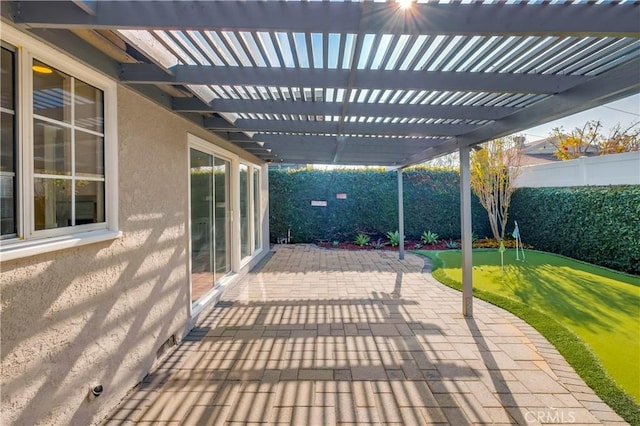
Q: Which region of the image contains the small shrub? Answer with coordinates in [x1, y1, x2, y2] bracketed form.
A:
[332, 240, 340, 247]
[414, 242, 423, 249]
[387, 230, 400, 247]
[371, 238, 386, 250]
[353, 233, 371, 247]
[421, 230, 439, 245]
[446, 240, 460, 249]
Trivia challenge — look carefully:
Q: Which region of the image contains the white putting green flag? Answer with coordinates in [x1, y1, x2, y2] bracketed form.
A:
[512, 222, 520, 240]
[512, 221, 525, 261]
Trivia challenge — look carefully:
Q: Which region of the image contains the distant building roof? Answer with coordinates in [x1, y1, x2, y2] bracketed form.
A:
[520, 135, 599, 166]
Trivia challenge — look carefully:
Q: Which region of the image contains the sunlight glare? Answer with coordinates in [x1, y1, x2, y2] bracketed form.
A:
[398, 0, 414, 10]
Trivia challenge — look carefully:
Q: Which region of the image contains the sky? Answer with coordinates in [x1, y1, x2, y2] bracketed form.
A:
[518, 93, 640, 142]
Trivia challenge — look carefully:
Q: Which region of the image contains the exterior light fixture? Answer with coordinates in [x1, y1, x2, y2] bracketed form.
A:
[32, 64, 53, 74]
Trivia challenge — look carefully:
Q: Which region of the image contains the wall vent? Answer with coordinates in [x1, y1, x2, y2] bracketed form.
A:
[156, 334, 177, 360]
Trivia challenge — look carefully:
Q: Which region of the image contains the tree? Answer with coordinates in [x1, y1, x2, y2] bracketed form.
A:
[470, 136, 523, 242]
[550, 120, 602, 160]
[600, 122, 640, 154]
[425, 151, 459, 169]
[550, 120, 639, 159]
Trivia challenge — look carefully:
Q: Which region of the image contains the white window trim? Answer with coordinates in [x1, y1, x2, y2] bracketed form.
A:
[0, 26, 119, 262]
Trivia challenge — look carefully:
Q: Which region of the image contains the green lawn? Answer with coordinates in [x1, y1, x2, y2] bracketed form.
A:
[416, 249, 640, 410]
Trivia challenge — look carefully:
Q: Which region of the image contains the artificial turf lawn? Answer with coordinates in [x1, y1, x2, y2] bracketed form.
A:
[415, 249, 640, 403]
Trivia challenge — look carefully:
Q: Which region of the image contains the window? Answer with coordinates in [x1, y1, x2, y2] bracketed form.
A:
[33, 60, 105, 231]
[0, 27, 117, 260]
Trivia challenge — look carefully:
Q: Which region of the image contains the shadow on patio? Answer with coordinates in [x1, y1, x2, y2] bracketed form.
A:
[104, 245, 621, 425]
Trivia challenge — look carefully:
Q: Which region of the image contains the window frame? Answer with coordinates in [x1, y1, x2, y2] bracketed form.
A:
[1, 43, 18, 240]
[0, 26, 119, 261]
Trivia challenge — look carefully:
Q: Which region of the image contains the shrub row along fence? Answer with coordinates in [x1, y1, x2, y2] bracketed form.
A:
[269, 168, 492, 244]
[270, 168, 639, 274]
[509, 186, 640, 275]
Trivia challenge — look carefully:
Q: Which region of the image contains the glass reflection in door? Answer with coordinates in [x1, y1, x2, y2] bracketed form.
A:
[213, 156, 230, 278]
[189, 149, 230, 305]
[239, 164, 250, 259]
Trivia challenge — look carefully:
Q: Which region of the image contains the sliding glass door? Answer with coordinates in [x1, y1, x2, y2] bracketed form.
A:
[189, 148, 230, 305]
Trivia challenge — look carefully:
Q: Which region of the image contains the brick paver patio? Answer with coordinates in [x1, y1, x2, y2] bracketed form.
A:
[105, 245, 626, 425]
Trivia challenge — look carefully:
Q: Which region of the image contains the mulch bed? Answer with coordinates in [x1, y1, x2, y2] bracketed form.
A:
[316, 240, 450, 251]
[315, 238, 529, 251]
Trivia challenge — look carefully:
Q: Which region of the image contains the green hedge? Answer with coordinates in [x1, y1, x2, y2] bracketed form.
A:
[269, 169, 639, 274]
[269, 167, 492, 243]
[509, 186, 640, 275]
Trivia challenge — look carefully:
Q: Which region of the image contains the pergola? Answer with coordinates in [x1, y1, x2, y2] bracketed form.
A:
[5, 0, 639, 315]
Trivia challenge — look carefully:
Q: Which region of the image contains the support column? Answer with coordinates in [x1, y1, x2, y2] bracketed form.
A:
[460, 147, 473, 317]
[397, 169, 405, 260]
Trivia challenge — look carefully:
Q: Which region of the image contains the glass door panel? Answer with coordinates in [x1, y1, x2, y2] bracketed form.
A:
[190, 149, 215, 303]
[239, 164, 250, 259]
[253, 169, 260, 251]
[214, 157, 230, 279]
[190, 148, 231, 306]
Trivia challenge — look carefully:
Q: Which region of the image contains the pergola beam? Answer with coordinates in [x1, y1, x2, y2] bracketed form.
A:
[121, 64, 587, 94]
[13, 1, 640, 37]
[250, 135, 444, 166]
[173, 98, 518, 121]
[204, 117, 478, 136]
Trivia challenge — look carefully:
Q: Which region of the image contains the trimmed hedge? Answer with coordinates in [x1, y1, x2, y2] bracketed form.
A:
[509, 186, 640, 275]
[269, 169, 639, 274]
[269, 167, 492, 243]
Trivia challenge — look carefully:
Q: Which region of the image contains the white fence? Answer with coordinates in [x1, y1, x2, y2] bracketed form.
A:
[513, 151, 640, 188]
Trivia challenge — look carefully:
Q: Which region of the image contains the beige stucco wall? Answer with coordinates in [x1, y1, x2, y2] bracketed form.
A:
[0, 85, 265, 425]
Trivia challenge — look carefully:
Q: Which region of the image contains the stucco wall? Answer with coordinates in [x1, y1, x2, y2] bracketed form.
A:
[0, 85, 264, 425]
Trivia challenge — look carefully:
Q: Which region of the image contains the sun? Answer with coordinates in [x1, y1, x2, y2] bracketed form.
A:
[397, 0, 413, 10]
